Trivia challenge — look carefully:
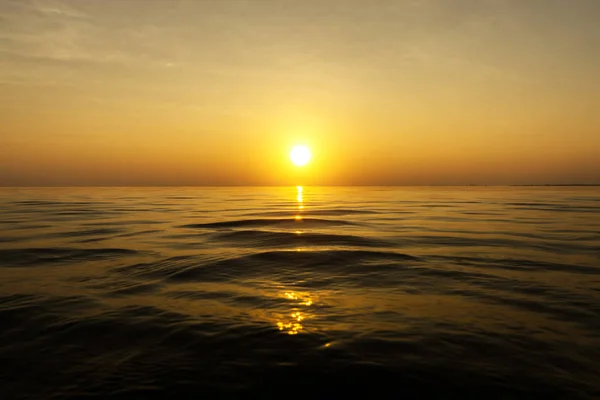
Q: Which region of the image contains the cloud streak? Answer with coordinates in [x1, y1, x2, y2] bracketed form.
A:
[0, 0, 180, 86]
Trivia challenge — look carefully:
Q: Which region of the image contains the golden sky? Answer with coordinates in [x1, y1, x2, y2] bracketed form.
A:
[1, 0, 599, 185]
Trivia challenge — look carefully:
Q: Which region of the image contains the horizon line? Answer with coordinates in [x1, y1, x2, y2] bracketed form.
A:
[1, 184, 599, 188]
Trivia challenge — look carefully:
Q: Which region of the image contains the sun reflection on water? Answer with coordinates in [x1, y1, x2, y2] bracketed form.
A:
[276, 291, 314, 335]
[297, 185, 304, 211]
[271, 187, 315, 335]
[295, 185, 304, 229]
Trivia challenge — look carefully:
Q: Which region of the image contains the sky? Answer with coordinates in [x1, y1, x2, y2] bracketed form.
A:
[0, 0, 599, 186]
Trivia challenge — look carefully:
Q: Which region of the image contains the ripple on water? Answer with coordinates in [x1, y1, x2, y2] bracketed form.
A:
[0, 187, 599, 399]
[0, 247, 141, 267]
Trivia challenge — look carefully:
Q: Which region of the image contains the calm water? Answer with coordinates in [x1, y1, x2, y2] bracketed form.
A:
[0, 187, 599, 399]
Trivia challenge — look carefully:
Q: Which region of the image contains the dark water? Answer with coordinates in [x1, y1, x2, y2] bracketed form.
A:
[1, 186, 599, 399]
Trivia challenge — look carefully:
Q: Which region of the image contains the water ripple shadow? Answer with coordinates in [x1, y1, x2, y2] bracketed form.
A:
[0, 247, 141, 267]
[209, 230, 391, 248]
[181, 218, 357, 229]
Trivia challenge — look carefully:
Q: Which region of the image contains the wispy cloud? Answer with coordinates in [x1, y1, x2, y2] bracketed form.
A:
[0, 0, 122, 63]
[0, 0, 175, 85]
[31, 0, 91, 19]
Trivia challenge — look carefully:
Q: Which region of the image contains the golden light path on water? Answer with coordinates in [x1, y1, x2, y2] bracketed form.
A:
[275, 185, 312, 335]
[295, 186, 304, 222]
[276, 291, 313, 335]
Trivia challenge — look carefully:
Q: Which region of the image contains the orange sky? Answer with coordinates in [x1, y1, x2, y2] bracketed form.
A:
[1, 0, 599, 185]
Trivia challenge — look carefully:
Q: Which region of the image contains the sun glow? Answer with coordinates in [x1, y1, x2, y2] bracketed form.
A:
[290, 145, 311, 167]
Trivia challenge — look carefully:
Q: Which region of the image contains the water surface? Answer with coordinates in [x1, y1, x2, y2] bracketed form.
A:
[1, 186, 599, 398]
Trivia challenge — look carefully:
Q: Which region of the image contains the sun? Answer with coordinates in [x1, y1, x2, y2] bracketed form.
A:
[290, 145, 311, 167]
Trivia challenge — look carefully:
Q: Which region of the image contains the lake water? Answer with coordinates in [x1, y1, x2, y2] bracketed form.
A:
[0, 186, 599, 398]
